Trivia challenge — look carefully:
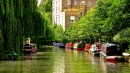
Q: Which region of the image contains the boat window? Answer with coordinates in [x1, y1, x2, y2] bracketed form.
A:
[106, 50, 123, 56]
[106, 50, 116, 56]
[107, 46, 117, 51]
[117, 49, 123, 56]
[78, 44, 83, 48]
[24, 46, 32, 49]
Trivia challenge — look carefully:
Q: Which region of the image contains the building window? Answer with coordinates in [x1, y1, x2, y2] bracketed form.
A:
[74, 0, 77, 5]
[88, 1, 91, 6]
[56, 7, 57, 14]
[56, 17, 57, 24]
[67, 0, 71, 5]
[70, 16, 75, 23]
[62, 16, 63, 23]
[56, 1, 57, 6]
[82, 1, 85, 5]
[67, 7, 70, 11]
[80, 11, 83, 16]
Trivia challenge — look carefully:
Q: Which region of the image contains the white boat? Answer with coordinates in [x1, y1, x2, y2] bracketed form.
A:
[90, 44, 101, 56]
[73, 43, 78, 50]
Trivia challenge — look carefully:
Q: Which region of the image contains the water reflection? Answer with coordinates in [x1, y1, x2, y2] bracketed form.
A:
[0, 47, 130, 73]
[53, 48, 65, 73]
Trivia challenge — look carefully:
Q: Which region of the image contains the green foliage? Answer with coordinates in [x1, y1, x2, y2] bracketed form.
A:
[40, 0, 52, 12]
[114, 28, 130, 43]
[0, 0, 54, 59]
[54, 25, 64, 42]
[37, 0, 55, 45]
[64, 0, 130, 50]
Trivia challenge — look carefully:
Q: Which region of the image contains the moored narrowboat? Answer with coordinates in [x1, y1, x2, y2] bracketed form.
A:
[88, 42, 102, 56]
[53, 43, 61, 47]
[85, 44, 91, 52]
[77, 44, 85, 51]
[59, 43, 65, 48]
[73, 43, 78, 50]
[23, 43, 38, 54]
[66, 43, 74, 49]
[73, 43, 84, 51]
[100, 43, 124, 61]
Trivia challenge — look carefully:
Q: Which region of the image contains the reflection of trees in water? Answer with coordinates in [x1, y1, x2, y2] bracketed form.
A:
[65, 51, 103, 73]
[106, 62, 129, 73]
[53, 48, 65, 73]
[99, 58, 130, 73]
[85, 52, 106, 73]
[1, 47, 130, 73]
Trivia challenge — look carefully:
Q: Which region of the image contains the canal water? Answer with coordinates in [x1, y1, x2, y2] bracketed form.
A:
[0, 47, 130, 73]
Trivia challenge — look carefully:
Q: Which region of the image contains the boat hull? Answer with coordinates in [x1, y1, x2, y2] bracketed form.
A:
[106, 56, 124, 61]
[100, 52, 125, 62]
[65, 43, 74, 49]
[77, 48, 84, 51]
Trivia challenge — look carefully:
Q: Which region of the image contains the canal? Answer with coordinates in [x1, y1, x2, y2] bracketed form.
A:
[0, 47, 130, 73]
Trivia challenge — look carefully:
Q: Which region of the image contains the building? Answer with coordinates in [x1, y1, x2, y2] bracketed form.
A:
[52, 0, 96, 30]
[38, 0, 46, 6]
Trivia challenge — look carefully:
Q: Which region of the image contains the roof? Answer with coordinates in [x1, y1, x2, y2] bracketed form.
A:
[104, 43, 117, 47]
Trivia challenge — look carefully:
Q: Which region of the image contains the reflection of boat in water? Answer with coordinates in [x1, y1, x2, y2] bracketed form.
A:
[100, 43, 124, 61]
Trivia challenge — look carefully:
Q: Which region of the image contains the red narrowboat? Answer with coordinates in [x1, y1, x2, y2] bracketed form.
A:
[85, 44, 91, 52]
[66, 43, 74, 49]
[77, 44, 85, 51]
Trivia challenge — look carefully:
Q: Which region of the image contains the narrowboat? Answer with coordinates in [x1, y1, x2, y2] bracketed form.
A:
[73, 43, 84, 51]
[90, 44, 101, 56]
[77, 44, 85, 51]
[59, 43, 65, 48]
[53, 43, 61, 47]
[65, 43, 69, 48]
[85, 44, 91, 52]
[100, 43, 124, 61]
[23, 43, 38, 54]
[66, 43, 74, 49]
[73, 43, 78, 50]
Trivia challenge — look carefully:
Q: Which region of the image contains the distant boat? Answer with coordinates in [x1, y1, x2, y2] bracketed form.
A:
[77, 44, 85, 51]
[85, 44, 91, 52]
[59, 43, 65, 48]
[73, 43, 84, 51]
[100, 43, 124, 61]
[53, 43, 65, 48]
[90, 44, 101, 56]
[65, 43, 74, 49]
[23, 43, 38, 54]
[53, 43, 61, 47]
[73, 43, 78, 50]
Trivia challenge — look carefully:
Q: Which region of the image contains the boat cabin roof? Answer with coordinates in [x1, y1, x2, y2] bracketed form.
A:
[24, 43, 37, 48]
[104, 43, 122, 56]
[104, 43, 117, 47]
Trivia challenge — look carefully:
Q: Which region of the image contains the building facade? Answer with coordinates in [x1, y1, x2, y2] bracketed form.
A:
[52, 0, 96, 30]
